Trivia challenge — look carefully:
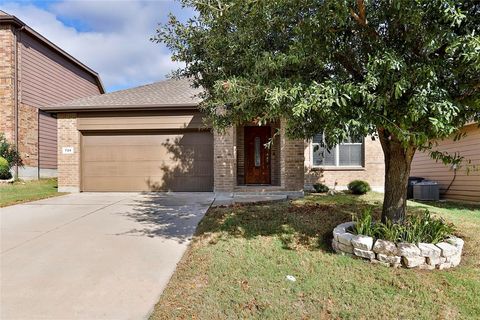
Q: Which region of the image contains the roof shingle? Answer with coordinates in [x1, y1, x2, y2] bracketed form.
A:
[42, 78, 203, 111]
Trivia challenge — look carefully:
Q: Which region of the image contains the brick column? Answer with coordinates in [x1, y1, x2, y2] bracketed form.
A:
[0, 25, 16, 143]
[213, 127, 236, 193]
[280, 119, 305, 191]
[58, 113, 80, 192]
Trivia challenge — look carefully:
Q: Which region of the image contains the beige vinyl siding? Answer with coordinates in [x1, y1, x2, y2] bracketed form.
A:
[411, 123, 480, 202]
[77, 111, 207, 131]
[38, 111, 57, 169]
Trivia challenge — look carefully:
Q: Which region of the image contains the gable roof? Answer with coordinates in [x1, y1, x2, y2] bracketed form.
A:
[0, 10, 105, 93]
[42, 78, 203, 112]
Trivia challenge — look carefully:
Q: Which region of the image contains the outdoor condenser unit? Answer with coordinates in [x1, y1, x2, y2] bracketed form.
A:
[413, 181, 440, 201]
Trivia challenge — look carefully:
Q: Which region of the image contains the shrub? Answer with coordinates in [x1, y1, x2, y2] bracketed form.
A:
[0, 156, 11, 179]
[351, 209, 454, 244]
[313, 183, 329, 193]
[0, 133, 22, 168]
[347, 180, 371, 195]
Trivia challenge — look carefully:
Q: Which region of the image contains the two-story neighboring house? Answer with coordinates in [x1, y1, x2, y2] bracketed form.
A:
[0, 10, 104, 179]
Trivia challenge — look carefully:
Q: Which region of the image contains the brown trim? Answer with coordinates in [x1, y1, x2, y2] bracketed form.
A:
[0, 12, 104, 93]
[80, 128, 212, 135]
[0, 14, 23, 28]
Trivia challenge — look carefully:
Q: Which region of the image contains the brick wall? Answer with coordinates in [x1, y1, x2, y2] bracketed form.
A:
[213, 127, 236, 192]
[280, 119, 305, 190]
[17, 103, 38, 167]
[304, 136, 385, 190]
[57, 113, 80, 192]
[270, 123, 281, 186]
[0, 25, 16, 142]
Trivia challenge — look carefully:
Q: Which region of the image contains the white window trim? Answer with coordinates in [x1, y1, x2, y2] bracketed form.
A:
[311, 138, 365, 168]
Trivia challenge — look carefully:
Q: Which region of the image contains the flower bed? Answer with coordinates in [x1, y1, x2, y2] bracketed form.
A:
[332, 222, 464, 270]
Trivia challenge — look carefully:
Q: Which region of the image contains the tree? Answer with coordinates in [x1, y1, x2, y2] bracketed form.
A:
[155, 0, 480, 222]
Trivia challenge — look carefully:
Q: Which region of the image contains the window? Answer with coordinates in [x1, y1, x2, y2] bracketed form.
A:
[312, 133, 364, 167]
[254, 136, 261, 167]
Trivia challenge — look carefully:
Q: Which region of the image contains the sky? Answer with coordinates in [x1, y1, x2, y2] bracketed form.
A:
[0, 0, 194, 92]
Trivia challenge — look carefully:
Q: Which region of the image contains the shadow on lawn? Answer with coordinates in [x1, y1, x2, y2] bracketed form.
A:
[196, 194, 382, 252]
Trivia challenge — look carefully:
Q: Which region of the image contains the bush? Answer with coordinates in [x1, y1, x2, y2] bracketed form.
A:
[347, 180, 371, 195]
[0, 156, 11, 179]
[313, 183, 329, 193]
[0, 133, 22, 168]
[352, 209, 454, 244]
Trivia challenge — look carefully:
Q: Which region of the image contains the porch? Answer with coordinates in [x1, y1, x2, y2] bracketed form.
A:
[213, 119, 305, 196]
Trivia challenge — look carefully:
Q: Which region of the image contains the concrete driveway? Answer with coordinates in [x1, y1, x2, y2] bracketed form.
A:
[0, 192, 214, 320]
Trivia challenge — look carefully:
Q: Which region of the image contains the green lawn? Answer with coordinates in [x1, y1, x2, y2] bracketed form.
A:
[151, 192, 480, 320]
[0, 178, 66, 207]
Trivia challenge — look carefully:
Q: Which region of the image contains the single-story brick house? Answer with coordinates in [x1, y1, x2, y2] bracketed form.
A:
[0, 11, 104, 179]
[43, 78, 385, 194]
[411, 122, 480, 202]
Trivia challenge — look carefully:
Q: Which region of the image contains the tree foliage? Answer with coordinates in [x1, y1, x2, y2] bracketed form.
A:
[156, 0, 479, 145]
[155, 0, 480, 221]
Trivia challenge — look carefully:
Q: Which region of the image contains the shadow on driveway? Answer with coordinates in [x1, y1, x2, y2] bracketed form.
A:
[115, 193, 214, 243]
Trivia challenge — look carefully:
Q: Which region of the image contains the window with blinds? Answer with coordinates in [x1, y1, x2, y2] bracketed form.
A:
[312, 133, 364, 167]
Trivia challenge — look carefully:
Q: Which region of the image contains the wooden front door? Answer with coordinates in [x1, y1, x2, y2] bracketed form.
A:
[245, 126, 271, 184]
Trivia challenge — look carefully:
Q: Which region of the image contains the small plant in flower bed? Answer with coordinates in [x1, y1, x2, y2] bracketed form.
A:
[351, 208, 454, 244]
[313, 183, 329, 193]
[347, 180, 371, 195]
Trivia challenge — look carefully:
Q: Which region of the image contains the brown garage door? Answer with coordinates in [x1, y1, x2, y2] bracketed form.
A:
[81, 131, 213, 192]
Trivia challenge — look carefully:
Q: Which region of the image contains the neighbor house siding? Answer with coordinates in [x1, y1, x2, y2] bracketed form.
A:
[20, 32, 100, 106]
[16, 32, 101, 177]
[39, 111, 57, 169]
[304, 135, 385, 191]
[411, 123, 480, 202]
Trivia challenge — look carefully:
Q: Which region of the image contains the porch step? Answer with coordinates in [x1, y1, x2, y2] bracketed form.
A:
[212, 194, 288, 207]
[234, 185, 286, 192]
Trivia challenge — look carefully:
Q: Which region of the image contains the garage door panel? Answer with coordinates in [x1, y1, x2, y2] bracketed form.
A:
[81, 131, 213, 192]
[83, 161, 177, 177]
[83, 145, 178, 162]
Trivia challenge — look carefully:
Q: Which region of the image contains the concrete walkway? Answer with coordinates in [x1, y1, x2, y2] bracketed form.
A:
[0, 192, 214, 320]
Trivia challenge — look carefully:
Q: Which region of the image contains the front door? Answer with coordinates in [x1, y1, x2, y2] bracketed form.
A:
[245, 126, 271, 184]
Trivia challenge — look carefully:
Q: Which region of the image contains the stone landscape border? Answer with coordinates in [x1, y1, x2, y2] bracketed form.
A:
[332, 222, 464, 270]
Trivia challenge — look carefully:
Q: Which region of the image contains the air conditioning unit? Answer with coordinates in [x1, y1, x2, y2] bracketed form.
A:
[413, 181, 440, 201]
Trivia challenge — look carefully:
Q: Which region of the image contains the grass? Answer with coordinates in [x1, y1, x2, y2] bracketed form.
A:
[0, 178, 66, 207]
[151, 192, 480, 320]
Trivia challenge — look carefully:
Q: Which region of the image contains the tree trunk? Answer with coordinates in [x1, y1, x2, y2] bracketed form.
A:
[378, 128, 416, 223]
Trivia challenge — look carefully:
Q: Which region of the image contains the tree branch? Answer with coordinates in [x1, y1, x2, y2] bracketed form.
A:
[349, 0, 379, 39]
[334, 53, 363, 81]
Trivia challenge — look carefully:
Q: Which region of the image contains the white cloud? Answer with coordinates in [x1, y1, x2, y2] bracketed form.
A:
[0, 1, 190, 92]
